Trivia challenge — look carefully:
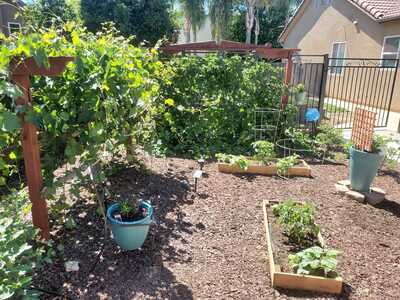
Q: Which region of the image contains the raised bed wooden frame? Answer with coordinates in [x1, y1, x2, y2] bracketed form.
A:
[217, 160, 311, 177]
[262, 200, 343, 294]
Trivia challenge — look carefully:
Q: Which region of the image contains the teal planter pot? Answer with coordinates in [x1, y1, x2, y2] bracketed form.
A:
[107, 201, 153, 251]
[349, 147, 381, 193]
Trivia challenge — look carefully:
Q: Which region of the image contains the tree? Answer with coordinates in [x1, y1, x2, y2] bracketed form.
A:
[239, 0, 300, 45]
[179, 0, 206, 42]
[226, 3, 293, 47]
[81, 0, 177, 45]
[209, 0, 233, 42]
[23, 0, 79, 29]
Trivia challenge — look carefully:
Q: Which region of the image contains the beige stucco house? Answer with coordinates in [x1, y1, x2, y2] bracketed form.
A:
[279, 0, 400, 114]
[0, 0, 23, 36]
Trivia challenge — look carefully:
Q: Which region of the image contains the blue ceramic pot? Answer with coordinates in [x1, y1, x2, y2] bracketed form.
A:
[107, 201, 153, 251]
[349, 147, 382, 193]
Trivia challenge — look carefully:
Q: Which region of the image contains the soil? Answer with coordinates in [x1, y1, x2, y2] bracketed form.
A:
[33, 155, 400, 300]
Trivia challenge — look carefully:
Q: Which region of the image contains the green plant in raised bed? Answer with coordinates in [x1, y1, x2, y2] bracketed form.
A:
[231, 155, 249, 170]
[272, 200, 320, 245]
[276, 154, 300, 177]
[288, 246, 340, 278]
[216, 153, 249, 170]
[252, 141, 276, 165]
[216, 153, 234, 164]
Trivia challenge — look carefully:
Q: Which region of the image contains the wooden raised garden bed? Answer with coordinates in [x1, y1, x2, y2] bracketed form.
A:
[262, 200, 343, 294]
[217, 160, 311, 177]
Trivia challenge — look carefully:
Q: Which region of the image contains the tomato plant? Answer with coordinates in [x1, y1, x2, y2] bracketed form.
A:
[272, 200, 320, 245]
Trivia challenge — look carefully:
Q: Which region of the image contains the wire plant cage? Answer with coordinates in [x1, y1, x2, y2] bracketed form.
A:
[275, 137, 318, 159]
[253, 108, 282, 142]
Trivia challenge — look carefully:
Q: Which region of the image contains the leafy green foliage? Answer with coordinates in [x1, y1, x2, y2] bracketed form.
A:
[0, 190, 49, 299]
[23, 0, 80, 29]
[276, 154, 299, 177]
[285, 128, 317, 155]
[272, 200, 320, 245]
[226, 3, 294, 47]
[81, 0, 177, 45]
[316, 122, 345, 158]
[252, 140, 276, 164]
[216, 153, 249, 170]
[294, 84, 305, 94]
[288, 246, 340, 277]
[0, 23, 164, 193]
[371, 135, 389, 153]
[383, 145, 400, 170]
[156, 54, 288, 156]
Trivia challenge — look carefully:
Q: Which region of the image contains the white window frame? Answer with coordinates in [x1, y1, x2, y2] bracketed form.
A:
[8, 22, 21, 35]
[381, 35, 400, 68]
[330, 41, 347, 75]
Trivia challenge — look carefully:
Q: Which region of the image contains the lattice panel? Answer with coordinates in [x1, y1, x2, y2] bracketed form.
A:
[351, 108, 376, 152]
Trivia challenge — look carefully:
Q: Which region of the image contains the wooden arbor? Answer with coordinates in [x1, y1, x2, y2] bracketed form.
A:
[10, 57, 74, 239]
[163, 40, 299, 107]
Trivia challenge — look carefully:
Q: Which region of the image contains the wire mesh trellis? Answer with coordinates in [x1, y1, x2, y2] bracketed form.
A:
[253, 108, 282, 142]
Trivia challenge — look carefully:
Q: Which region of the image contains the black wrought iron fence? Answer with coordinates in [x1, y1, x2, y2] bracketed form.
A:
[289, 55, 399, 129]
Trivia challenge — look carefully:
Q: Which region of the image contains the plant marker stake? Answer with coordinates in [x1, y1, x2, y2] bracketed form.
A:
[10, 57, 74, 239]
[193, 170, 203, 192]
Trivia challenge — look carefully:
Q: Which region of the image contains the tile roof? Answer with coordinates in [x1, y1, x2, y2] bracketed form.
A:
[349, 0, 400, 21]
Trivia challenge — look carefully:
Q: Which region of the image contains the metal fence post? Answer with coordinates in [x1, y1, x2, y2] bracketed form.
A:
[318, 54, 329, 118]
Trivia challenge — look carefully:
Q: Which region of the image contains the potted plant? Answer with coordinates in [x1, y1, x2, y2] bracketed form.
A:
[294, 84, 306, 105]
[107, 197, 153, 251]
[349, 135, 386, 193]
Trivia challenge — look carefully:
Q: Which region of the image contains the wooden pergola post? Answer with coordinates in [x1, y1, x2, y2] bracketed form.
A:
[281, 53, 294, 108]
[10, 57, 73, 239]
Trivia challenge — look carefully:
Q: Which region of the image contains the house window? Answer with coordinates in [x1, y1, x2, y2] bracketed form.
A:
[315, 0, 332, 7]
[8, 22, 21, 35]
[381, 36, 400, 67]
[330, 42, 346, 75]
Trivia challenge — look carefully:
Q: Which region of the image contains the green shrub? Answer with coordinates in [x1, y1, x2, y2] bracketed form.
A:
[285, 128, 318, 155]
[155, 54, 288, 157]
[316, 122, 345, 157]
[0, 23, 163, 191]
[252, 141, 276, 164]
[0, 190, 48, 299]
[289, 246, 340, 277]
[272, 200, 320, 245]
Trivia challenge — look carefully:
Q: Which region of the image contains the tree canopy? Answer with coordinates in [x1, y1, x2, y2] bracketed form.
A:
[80, 0, 178, 45]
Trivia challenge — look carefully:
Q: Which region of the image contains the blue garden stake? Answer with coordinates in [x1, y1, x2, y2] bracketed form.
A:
[305, 108, 321, 123]
[305, 108, 320, 134]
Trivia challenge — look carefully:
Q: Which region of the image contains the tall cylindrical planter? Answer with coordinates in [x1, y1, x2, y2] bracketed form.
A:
[295, 92, 306, 105]
[349, 147, 381, 192]
[107, 201, 153, 251]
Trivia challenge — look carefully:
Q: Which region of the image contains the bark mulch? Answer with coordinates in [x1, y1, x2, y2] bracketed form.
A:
[34, 156, 400, 300]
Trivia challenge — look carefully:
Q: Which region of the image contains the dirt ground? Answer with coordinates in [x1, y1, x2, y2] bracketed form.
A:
[34, 155, 400, 300]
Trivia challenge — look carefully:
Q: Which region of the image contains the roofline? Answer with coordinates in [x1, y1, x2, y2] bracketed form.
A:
[278, 0, 309, 44]
[378, 15, 400, 23]
[279, 0, 400, 44]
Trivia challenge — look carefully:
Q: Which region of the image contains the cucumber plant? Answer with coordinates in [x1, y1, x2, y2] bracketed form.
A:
[288, 246, 340, 278]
